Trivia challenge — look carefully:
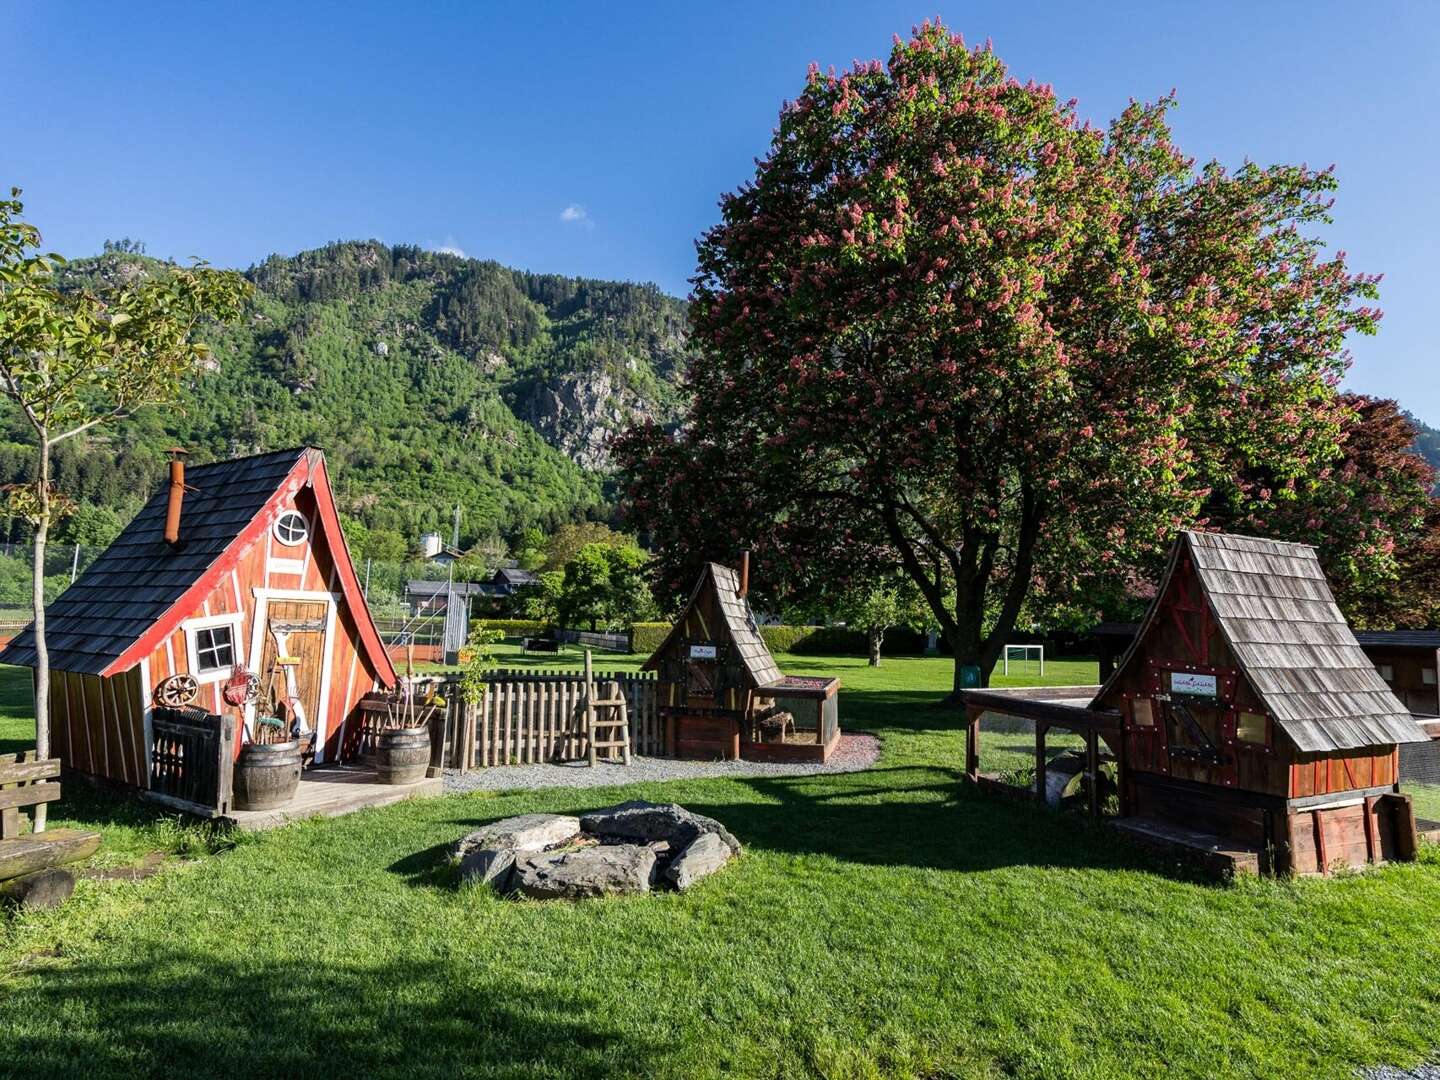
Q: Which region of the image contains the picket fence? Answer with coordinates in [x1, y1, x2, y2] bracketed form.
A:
[432, 669, 663, 771]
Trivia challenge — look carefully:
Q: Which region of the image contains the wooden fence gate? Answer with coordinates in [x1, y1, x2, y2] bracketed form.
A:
[435, 669, 661, 771]
[145, 706, 236, 816]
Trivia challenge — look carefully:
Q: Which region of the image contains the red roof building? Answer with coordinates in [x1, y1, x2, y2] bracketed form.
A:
[1, 447, 396, 790]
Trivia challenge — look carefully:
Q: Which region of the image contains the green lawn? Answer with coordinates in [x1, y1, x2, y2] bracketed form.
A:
[1, 655, 1438, 1079]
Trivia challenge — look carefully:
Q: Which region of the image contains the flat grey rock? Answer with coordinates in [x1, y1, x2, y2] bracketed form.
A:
[664, 832, 732, 891]
[456, 847, 517, 889]
[580, 801, 741, 855]
[512, 844, 658, 899]
[450, 813, 580, 862]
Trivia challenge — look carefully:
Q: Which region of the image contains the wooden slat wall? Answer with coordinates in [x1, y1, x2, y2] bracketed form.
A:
[45, 668, 148, 789]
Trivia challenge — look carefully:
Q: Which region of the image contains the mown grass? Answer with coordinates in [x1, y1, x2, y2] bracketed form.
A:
[0, 657, 1438, 1079]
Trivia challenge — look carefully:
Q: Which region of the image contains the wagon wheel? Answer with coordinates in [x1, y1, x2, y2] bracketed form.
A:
[155, 673, 199, 708]
[222, 667, 259, 707]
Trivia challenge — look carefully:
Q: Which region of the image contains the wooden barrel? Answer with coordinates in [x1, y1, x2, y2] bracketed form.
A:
[375, 727, 430, 785]
[234, 741, 302, 810]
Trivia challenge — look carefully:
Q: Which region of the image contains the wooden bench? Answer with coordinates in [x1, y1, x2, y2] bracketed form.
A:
[0, 752, 101, 903]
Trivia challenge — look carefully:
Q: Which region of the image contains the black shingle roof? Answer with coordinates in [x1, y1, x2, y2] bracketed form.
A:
[0, 448, 308, 675]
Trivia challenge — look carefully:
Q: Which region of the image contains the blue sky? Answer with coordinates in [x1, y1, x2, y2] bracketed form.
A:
[5, 2, 1438, 420]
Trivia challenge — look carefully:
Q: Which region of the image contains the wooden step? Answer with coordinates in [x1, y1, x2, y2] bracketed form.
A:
[0, 828, 102, 883]
[590, 698, 628, 708]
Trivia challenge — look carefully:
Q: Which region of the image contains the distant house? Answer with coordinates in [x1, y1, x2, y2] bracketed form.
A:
[418, 532, 465, 565]
[0, 447, 397, 789]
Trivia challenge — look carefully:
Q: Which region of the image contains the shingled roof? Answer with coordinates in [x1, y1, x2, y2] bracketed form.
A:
[643, 562, 783, 688]
[0, 447, 395, 685]
[1094, 530, 1428, 753]
[708, 562, 784, 688]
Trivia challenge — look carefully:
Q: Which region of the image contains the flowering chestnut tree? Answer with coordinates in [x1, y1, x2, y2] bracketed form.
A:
[616, 23, 1380, 694]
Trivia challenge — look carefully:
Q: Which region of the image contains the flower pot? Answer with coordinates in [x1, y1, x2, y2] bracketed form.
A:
[234, 740, 302, 810]
[375, 725, 430, 785]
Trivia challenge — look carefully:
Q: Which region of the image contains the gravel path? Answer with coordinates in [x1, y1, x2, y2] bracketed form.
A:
[1363, 1061, 1440, 1080]
[444, 732, 881, 794]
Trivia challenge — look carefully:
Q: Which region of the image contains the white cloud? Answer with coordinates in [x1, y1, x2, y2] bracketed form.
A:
[560, 203, 594, 229]
[432, 236, 466, 258]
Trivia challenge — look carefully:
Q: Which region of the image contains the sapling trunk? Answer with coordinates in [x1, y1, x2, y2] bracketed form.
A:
[31, 437, 50, 833]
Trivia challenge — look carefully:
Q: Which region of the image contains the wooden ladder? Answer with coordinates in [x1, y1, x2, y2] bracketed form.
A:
[583, 649, 631, 767]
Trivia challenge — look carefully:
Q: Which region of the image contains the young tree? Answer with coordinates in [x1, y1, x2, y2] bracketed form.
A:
[616, 23, 1379, 695]
[0, 190, 249, 824]
[830, 576, 927, 666]
[553, 542, 658, 631]
[541, 521, 629, 572]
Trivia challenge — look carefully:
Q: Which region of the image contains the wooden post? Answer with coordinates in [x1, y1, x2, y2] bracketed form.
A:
[964, 705, 982, 781]
[1034, 722, 1049, 804]
[216, 714, 236, 815]
[585, 650, 598, 767]
[1085, 727, 1099, 821]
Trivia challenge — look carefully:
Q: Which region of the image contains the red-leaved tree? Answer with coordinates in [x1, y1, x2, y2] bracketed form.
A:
[1212, 394, 1438, 627]
[615, 22, 1381, 694]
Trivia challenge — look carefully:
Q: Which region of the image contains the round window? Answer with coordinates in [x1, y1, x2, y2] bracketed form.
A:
[273, 510, 309, 546]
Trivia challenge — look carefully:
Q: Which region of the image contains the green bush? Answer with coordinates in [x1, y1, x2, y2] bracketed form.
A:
[629, 622, 671, 654]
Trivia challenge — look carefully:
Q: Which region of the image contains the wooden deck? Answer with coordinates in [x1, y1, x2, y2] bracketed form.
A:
[224, 764, 442, 831]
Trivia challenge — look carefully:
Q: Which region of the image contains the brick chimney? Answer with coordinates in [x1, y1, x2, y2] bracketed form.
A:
[738, 550, 750, 600]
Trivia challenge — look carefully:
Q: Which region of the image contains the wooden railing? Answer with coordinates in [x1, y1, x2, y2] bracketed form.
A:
[554, 628, 634, 653]
[146, 706, 236, 817]
[433, 669, 662, 771]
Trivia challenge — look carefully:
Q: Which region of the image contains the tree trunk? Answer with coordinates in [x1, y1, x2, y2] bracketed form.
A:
[31, 437, 50, 833]
[867, 626, 884, 667]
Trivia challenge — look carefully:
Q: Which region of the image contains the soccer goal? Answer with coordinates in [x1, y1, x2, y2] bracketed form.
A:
[1002, 643, 1044, 678]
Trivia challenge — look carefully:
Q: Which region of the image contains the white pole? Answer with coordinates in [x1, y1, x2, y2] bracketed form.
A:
[1039, 645, 1045, 678]
[70, 543, 80, 582]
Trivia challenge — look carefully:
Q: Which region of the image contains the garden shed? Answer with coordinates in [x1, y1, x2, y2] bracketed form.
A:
[965, 530, 1429, 876]
[0, 447, 398, 806]
[643, 556, 840, 762]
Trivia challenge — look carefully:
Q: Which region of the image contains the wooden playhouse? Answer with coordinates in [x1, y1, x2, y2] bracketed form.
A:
[643, 556, 841, 762]
[0, 447, 399, 814]
[963, 530, 1429, 876]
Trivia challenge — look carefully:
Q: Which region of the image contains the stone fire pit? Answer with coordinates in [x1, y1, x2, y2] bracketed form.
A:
[449, 800, 741, 898]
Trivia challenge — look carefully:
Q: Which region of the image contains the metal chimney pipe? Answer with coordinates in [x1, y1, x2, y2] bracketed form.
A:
[738, 550, 750, 600]
[164, 448, 188, 546]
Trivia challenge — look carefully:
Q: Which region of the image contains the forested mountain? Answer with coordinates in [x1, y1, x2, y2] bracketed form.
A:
[0, 241, 692, 554]
[1406, 411, 1440, 488]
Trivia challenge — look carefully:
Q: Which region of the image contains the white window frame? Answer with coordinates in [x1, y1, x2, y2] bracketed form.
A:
[272, 510, 310, 547]
[182, 612, 246, 686]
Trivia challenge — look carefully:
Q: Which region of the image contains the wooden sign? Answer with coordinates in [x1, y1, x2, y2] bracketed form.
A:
[1170, 671, 1217, 699]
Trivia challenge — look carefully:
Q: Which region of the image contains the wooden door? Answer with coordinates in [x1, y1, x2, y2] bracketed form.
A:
[256, 600, 328, 734]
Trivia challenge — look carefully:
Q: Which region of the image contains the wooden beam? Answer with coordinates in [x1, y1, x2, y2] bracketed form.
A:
[0, 758, 61, 785]
[1086, 728, 1100, 820]
[964, 704, 982, 781]
[1035, 722, 1049, 804]
[0, 783, 61, 813]
[0, 828, 101, 883]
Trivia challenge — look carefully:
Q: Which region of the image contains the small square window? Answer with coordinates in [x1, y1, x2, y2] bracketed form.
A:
[1424, 668, 1436, 687]
[1377, 664, 1395, 682]
[1236, 711, 1267, 744]
[194, 625, 235, 673]
[1131, 699, 1154, 727]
